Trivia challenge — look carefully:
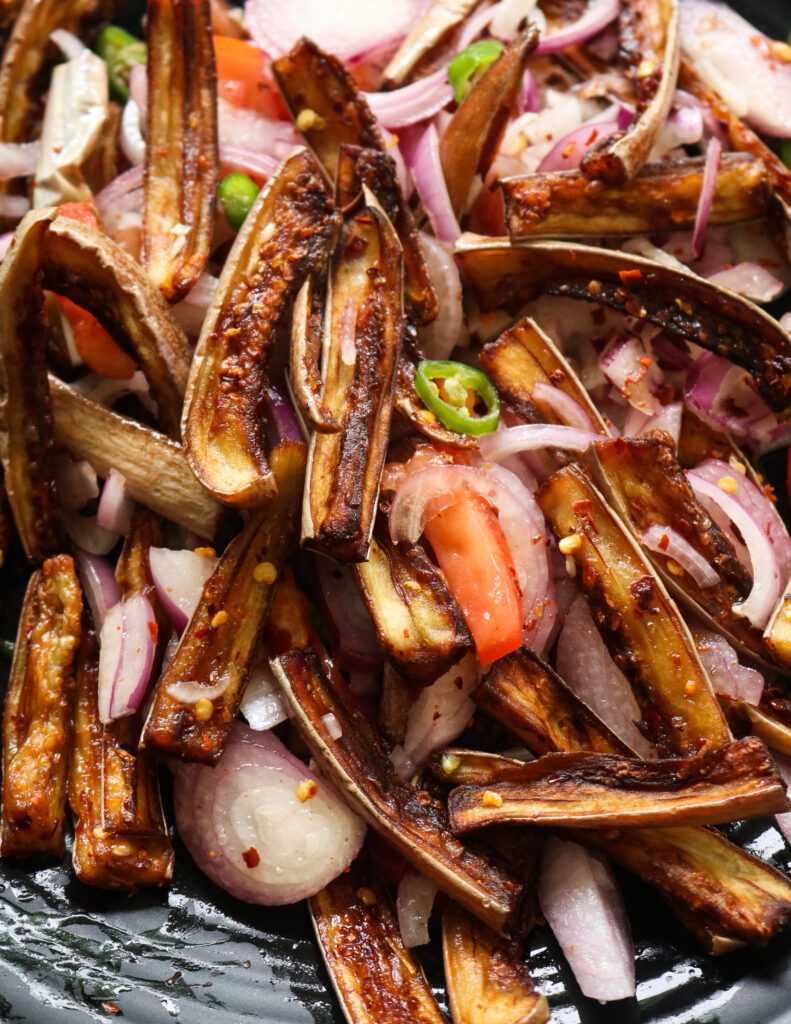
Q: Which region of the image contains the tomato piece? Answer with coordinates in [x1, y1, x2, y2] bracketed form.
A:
[55, 201, 99, 229]
[424, 491, 523, 666]
[213, 36, 288, 119]
[55, 296, 136, 380]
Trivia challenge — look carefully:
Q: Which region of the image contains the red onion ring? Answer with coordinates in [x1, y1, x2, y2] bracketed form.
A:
[531, 382, 595, 430]
[691, 136, 722, 260]
[537, 118, 620, 173]
[364, 68, 452, 129]
[706, 262, 784, 304]
[315, 557, 383, 673]
[149, 546, 218, 635]
[535, 0, 620, 55]
[96, 468, 134, 536]
[74, 548, 121, 633]
[410, 124, 460, 242]
[97, 593, 157, 722]
[693, 627, 764, 705]
[640, 523, 720, 589]
[478, 423, 599, 463]
[417, 231, 464, 361]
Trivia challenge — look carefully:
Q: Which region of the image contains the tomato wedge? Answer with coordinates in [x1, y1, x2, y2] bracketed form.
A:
[424, 490, 523, 666]
[213, 36, 288, 119]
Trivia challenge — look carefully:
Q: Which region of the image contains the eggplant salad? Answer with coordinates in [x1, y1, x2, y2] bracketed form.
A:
[6, 0, 791, 1019]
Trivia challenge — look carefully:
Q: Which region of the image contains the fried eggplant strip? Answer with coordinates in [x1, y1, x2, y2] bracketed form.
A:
[443, 902, 550, 1024]
[476, 648, 791, 950]
[537, 463, 730, 755]
[49, 377, 223, 539]
[69, 620, 174, 889]
[502, 153, 769, 240]
[0, 210, 62, 562]
[439, 27, 538, 218]
[1, 555, 82, 856]
[289, 273, 338, 433]
[272, 648, 523, 934]
[143, 441, 306, 762]
[382, 0, 481, 86]
[456, 235, 791, 415]
[353, 523, 472, 684]
[309, 853, 447, 1024]
[738, 689, 791, 759]
[183, 147, 335, 506]
[142, 0, 218, 302]
[302, 189, 403, 562]
[447, 738, 787, 832]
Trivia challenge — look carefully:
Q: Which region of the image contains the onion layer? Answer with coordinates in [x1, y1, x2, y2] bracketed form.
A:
[149, 547, 219, 635]
[97, 594, 157, 722]
[640, 523, 720, 589]
[396, 871, 438, 948]
[693, 628, 764, 706]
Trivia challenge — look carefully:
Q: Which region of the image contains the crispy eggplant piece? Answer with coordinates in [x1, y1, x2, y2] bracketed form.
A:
[48, 377, 223, 538]
[443, 902, 550, 1024]
[183, 147, 335, 506]
[353, 523, 472, 684]
[677, 406, 739, 469]
[429, 748, 527, 786]
[143, 441, 306, 762]
[447, 738, 787, 832]
[272, 648, 523, 934]
[537, 463, 730, 754]
[302, 190, 403, 562]
[0, 210, 63, 562]
[309, 853, 447, 1024]
[765, 592, 791, 671]
[82, 101, 122, 197]
[502, 153, 769, 240]
[289, 273, 338, 434]
[1, 555, 82, 856]
[738, 689, 791, 759]
[142, 0, 218, 302]
[382, 0, 481, 86]
[455, 236, 791, 415]
[379, 664, 412, 745]
[480, 315, 610, 434]
[439, 27, 538, 217]
[69, 621, 174, 889]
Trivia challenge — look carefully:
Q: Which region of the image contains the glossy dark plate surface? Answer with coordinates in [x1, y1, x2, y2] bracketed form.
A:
[3, 1, 791, 1021]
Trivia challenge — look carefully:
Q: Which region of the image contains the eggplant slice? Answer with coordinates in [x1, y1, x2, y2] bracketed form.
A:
[302, 189, 403, 562]
[183, 147, 335, 507]
[289, 272, 338, 434]
[1, 555, 82, 857]
[382, 0, 481, 87]
[142, 0, 218, 302]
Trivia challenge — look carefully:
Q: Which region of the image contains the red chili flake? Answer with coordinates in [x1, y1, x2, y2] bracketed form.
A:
[619, 269, 643, 285]
[549, 369, 566, 383]
[102, 1005, 120, 1015]
[572, 499, 598, 533]
[584, 128, 600, 145]
[147, 620, 159, 644]
[403, 628, 410, 638]
[201, 733, 213, 752]
[658, 533, 670, 551]
[561, 141, 577, 158]
[630, 575, 657, 613]
[242, 846, 261, 868]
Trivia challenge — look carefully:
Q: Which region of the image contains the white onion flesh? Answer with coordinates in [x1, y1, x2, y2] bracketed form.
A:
[396, 871, 438, 947]
[98, 594, 157, 722]
[693, 628, 764, 705]
[239, 652, 290, 731]
[640, 523, 720, 589]
[149, 547, 218, 635]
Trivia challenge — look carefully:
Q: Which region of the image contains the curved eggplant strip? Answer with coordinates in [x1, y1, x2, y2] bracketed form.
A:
[49, 377, 223, 539]
[272, 648, 523, 935]
[1, 555, 82, 857]
[42, 215, 192, 439]
[502, 153, 769, 240]
[383, 0, 481, 87]
[455, 236, 791, 415]
[738, 690, 791, 759]
[143, 441, 305, 763]
[581, 0, 680, 184]
[443, 902, 550, 1024]
[439, 27, 538, 218]
[0, 210, 63, 563]
[289, 274, 338, 434]
[183, 147, 335, 507]
[302, 189, 403, 562]
[430, 748, 528, 787]
[142, 0, 218, 302]
[309, 853, 447, 1024]
[69, 620, 174, 889]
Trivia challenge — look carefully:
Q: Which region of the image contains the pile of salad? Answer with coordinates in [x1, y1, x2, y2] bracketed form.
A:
[3, 0, 791, 1018]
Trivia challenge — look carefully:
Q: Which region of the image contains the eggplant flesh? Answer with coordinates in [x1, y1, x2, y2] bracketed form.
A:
[289, 273, 338, 434]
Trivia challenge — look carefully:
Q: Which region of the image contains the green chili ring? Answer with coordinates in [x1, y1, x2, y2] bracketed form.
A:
[414, 360, 500, 436]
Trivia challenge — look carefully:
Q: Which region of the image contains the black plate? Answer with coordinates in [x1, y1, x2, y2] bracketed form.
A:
[3, 1, 791, 1021]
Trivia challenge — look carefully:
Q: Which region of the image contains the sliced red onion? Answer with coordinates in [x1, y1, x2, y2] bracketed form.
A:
[95, 165, 144, 225]
[649, 105, 703, 159]
[165, 677, 230, 703]
[539, 837, 635, 1002]
[120, 99, 145, 166]
[684, 351, 778, 441]
[174, 722, 366, 904]
[96, 468, 134, 536]
[149, 547, 219, 635]
[478, 423, 599, 463]
[239, 650, 290, 731]
[97, 593, 157, 723]
[640, 521, 719, 589]
[556, 595, 655, 757]
[417, 231, 464, 360]
[410, 124, 460, 242]
[219, 143, 279, 181]
[693, 627, 764, 705]
[771, 750, 791, 845]
[456, 3, 498, 51]
[687, 471, 782, 629]
[535, 0, 620, 54]
[50, 27, 86, 58]
[128, 61, 147, 114]
[637, 401, 683, 445]
[217, 97, 300, 159]
[74, 548, 121, 632]
[0, 195, 31, 219]
[536, 118, 620, 173]
[63, 510, 119, 556]
[600, 336, 663, 415]
[364, 68, 452, 128]
[652, 333, 694, 371]
[531, 382, 595, 431]
[263, 385, 304, 444]
[706, 262, 785, 304]
[0, 140, 40, 180]
[315, 557, 383, 673]
[691, 136, 721, 260]
[172, 271, 219, 336]
[0, 231, 13, 260]
[520, 68, 539, 113]
[396, 871, 438, 948]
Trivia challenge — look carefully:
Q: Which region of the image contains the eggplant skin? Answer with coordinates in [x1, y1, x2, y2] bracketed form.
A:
[309, 853, 446, 1024]
[1, 555, 82, 857]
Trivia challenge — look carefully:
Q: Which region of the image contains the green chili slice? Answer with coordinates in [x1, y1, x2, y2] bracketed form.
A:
[415, 360, 500, 436]
[96, 25, 147, 102]
[447, 40, 506, 104]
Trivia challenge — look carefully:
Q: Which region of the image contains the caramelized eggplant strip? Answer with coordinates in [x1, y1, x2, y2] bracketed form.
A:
[443, 902, 550, 1024]
[765, 591, 791, 670]
[1, 555, 82, 856]
[143, 441, 305, 762]
[383, 0, 481, 86]
[448, 738, 787, 832]
[272, 648, 523, 934]
[430, 748, 528, 787]
[503, 153, 769, 240]
[289, 274, 338, 433]
[0, 210, 62, 562]
[309, 853, 447, 1024]
[183, 147, 335, 506]
[455, 236, 791, 414]
[439, 27, 538, 218]
[537, 463, 730, 754]
[480, 315, 610, 434]
[49, 377, 223, 539]
[353, 523, 472, 684]
[69, 621, 174, 889]
[379, 664, 412, 744]
[142, 0, 218, 302]
[677, 406, 741, 469]
[739, 689, 791, 759]
[303, 190, 403, 562]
